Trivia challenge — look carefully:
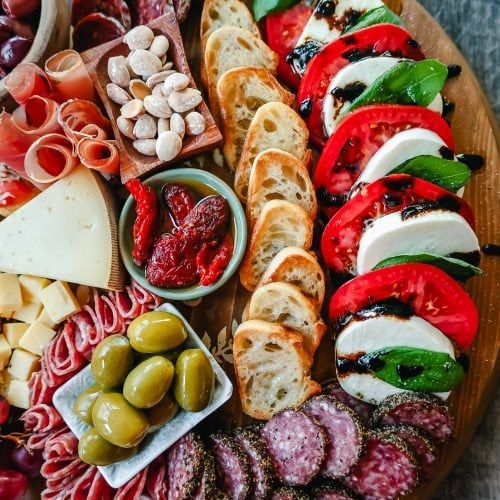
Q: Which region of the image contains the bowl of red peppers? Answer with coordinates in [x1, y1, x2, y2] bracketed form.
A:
[119, 168, 247, 301]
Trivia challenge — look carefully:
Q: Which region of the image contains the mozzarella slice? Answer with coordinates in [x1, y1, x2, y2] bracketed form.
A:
[336, 315, 455, 404]
[356, 209, 479, 274]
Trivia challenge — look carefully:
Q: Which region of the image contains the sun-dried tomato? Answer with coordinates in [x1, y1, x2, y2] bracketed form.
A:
[197, 234, 234, 286]
[126, 179, 160, 267]
[0, 167, 38, 214]
[162, 183, 196, 226]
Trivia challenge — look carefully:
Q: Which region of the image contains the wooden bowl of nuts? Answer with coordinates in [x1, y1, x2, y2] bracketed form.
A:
[80, 8, 222, 183]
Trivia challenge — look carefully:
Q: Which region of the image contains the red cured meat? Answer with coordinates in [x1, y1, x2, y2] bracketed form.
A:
[72, 13, 126, 53]
[115, 466, 148, 500]
[27, 425, 66, 451]
[130, 0, 167, 25]
[145, 455, 168, 500]
[312, 480, 357, 499]
[29, 371, 56, 406]
[71, 0, 131, 29]
[21, 404, 63, 433]
[323, 380, 374, 423]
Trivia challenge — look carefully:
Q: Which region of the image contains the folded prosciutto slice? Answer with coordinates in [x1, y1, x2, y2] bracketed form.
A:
[3, 62, 51, 104]
[77, 137, 120, 175]
[12, 95, 61, 136]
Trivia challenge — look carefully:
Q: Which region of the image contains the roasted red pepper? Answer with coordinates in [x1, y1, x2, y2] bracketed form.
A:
[0, 166, 38, 216]
[197, 234, 234, 286]
[125, 179, 159, 267]
[162, 183, 196, 226]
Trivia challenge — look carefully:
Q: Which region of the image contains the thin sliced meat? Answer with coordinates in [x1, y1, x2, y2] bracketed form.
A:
[87, 471, 114, 500]
[79, 123, 108, 140]
[371, 392, 454, 442]
[115, 466, 148, 500]
[344, 430, 419, 500]
[28, 425, 67, 451]
[301, 395, 365, 478]
[145, 455, 168, 500]
[72, 13, 126, 53]
[210, 433, 252, 500]
[4, 62, 51, 104]
[130, 0, 167, 25]
[76, 137, 120, 174]
[323, 380, 374, 423]
[192, 449, 227, 500]
[271, 486, 310, 500]
[12, 96, 61, 136]
[29, 370, 56, 406]
[71, 0, 131, 29]
[312, 480, 357, 499]
[21, 404, 63, 433]
[261, 409, 327, 486]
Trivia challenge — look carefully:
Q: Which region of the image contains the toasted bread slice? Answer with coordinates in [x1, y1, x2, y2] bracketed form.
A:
[243, 282, 326, 353]
[205, 27, 279, 120]
[239, 200, 313, 291]
[233, 319, 321, 419]
[217, 68, 294, 171]
[234, 102, 309, 200]
[246, 149, 318, 227]
[259, 247, 326, 305]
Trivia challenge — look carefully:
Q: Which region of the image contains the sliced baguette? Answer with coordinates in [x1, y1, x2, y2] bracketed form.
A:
[205, 27, 279, 120]
[234, 102, 309, 200]
[233, 319, 321, 419]
[246, 149, 318, 227]
[239, 200, 313, 291]
[217, 68, 294, 170]
[259, 247, 326, 306]
[243, 282, 326, 354]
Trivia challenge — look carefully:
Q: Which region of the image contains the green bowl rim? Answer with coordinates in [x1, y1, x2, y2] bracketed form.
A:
[119, 168, 247, 301]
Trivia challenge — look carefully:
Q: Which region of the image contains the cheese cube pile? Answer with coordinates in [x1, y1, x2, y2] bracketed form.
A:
[0, 273, 81, 409]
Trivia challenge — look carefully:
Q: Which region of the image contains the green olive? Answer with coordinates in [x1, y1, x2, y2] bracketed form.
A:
[72, 384, 102, 425]
[127, 311, 187, 353]
[174, 349, 214, 412]
[78, 427, 137, 466]
[146, 393, 179, 433]
[91, 335, 134, 389]
[123, 356, 174, 409]
[135, 349, 181, 365]
[92, 393, 149, 448]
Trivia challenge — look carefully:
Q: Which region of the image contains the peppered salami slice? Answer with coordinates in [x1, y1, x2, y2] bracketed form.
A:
[378, 425, 437, 481]
[344, 430, 419, 499]
[129, 0, 167, 25]
[234, 426, 275, 499]
[72, 13, 126, 53]
[312, 479, 358, 499]
[261, 409, 327, 486]
[272, 486, 311, 500]
[71, 0, 131, 29]
[301, 396, 365, 479]
[192, 449, 228, 500]
[210, 433, 252, 500]
[371, 392, 454, 442]
[167, 432, 204, 499]
[323, 381, 374, 423]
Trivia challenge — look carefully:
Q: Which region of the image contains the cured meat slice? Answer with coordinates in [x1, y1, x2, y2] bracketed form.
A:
[76, 137, 120, 175]
[4, 63, 51, 104]
[115, 465, 148, 499]
[73, 310, 99, 359]
[233, 426, 275, 499]
[301, 395, 365, 478]
[71, 0, 131, 29]
[12, 96, 61, 137]
[322, 381, 374, 423]
[371, 392, 454, 442]
[344, 430, 419, 499]
[261, 409, 327, 486]
[312, 480, 357, 499]
[87, 471, 114, 500]
[192, 449, 227, 500]
[167, 432, 204, 499]
[21, 404, 63, 433]
[72, 13, 126, 53]
[130, 0, 167, 25]
[145, 455, 168, 500]
[29, 370, 56, 406]
[271, 486, 310, 500]
[210, 433, 252, 500]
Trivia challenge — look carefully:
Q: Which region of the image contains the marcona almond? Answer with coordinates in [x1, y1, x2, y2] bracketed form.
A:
[146, 70, 175, 89]
[185, 111, 206, 136]
[108, 56, 130, 87]
[149, 35, 169, 58]
[124, 26, 154, 50]
[156, 131, 182, 161]
[143, 95, 172, 118]
[133, 114, 157, 139]
[152, 84, 164, 96]
[129, 79, 152, 100]
[162, 72, 190, 96]
[162, 61, 174, 71]
[117, 116, 136, 139]
[133, 138, 157, 156]
[170, 113, 185, 139]
[129, 49, 162, 77]
[167, 88, 202, 113]
[121, 99, 144, 119]
[157, 117, 170, 134]
[106, 83, 131, 105]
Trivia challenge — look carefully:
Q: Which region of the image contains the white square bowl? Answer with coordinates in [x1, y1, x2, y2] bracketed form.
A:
[53, 303, 233, 489]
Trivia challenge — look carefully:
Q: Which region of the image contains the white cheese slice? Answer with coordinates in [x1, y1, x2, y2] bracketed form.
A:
[0, 166, 125, 290]
[336, 315, 454, 404]
[356, 209, 479, 274]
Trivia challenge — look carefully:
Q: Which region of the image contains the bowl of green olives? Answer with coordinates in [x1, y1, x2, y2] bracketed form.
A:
[52, 303, 233, 489]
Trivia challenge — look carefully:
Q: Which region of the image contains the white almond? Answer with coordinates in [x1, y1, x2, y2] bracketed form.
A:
[185, 111, 206, 136]
[133, 138, 157, 156]
[167, 88, 202, 113]
[134, 114, 157, 139]
[162, 61, 174, 71]
[117, 116, 136, 139]
[143, 95, 172, 118]
[129, 79, 152, 100]
[157, 117, 170, 134]
[146, 70, 175, 89]
[121, 99, 144, 119]
[124, 26, 154, 50]
[106, 83, 132, 105]
[149, 35, 169, 58]
[108, 56, 130, 88]
[170, 113, 185, 139]
[129, 49, 162, 77]
[156, 131, 183, 161]
[163, 72, 190, 96]
[152, 84, 164, 96]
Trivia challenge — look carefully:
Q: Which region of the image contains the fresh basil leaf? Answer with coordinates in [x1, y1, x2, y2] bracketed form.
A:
[253, 0, 299, 21]
[390, 155, 471, 192]
[373, 253, 483, 281]
[342, 59, 448, 115]
[343, 6, 405, 34]
[360, 346, 464, 392]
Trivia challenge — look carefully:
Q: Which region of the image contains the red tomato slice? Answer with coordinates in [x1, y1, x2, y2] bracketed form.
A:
[314, 105, 456, 217]
[297, 24, 425, 147]
[328, 263, 479, 352]
[321, 174, 475, 274]
[264, 2, 313, 89]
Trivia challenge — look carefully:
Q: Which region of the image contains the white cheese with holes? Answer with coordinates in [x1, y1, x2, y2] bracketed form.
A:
[356, 209, 479, 274]
[336, 315, 454, 403]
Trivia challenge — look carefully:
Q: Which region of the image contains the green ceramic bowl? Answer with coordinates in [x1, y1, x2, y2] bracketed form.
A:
[119, 168, 247, 301]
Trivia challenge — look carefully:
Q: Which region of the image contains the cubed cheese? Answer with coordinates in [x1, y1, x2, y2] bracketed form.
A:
[19, 321, 56, 356]
[0, 334, 11, 370]
[3, 322, 29, 348]
[39, 281, 81, 324]
[12, 302, 42, 323]
[0, 311, 13, 319]
[0, 370, 11, 397]
[7, 348, 40, 381]
[37, 307, 58, 329]
[0, 274, 22, 314]
[19, 275, 51, 303]
[5, 378, 31, 409]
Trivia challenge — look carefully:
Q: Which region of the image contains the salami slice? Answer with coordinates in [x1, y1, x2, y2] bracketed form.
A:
[129, 0, 167, 25]
[71, 0, 131, 29]
[145, 455, 168, 500]
[301, 396, 365, 479]
[193, 449, 228, 500]
[261, 409, 327, 486]
[271, 486, 310, 500]
[210, 433, 252, 500]
[21, 404, 63, 433]
[344, 430, 419, 499]
[167, 432, 204, 499]
[312, 480, 357, 499]
[323, 381, 374, 423]
[234, 426, 275, 499]
[371, 392, 454, 442]
[72, 13, 126, 53]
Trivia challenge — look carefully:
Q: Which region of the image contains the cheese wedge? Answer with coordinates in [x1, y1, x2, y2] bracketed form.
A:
[0, 166, 125, 290]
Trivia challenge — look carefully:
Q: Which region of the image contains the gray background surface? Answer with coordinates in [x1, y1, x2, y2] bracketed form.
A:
[419, 0, 499, 498]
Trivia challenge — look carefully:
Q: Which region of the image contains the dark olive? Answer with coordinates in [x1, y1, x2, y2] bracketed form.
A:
[146, 393, 179, 433]
[78, 427, 137, 466]
[72, 384, 102, 425]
